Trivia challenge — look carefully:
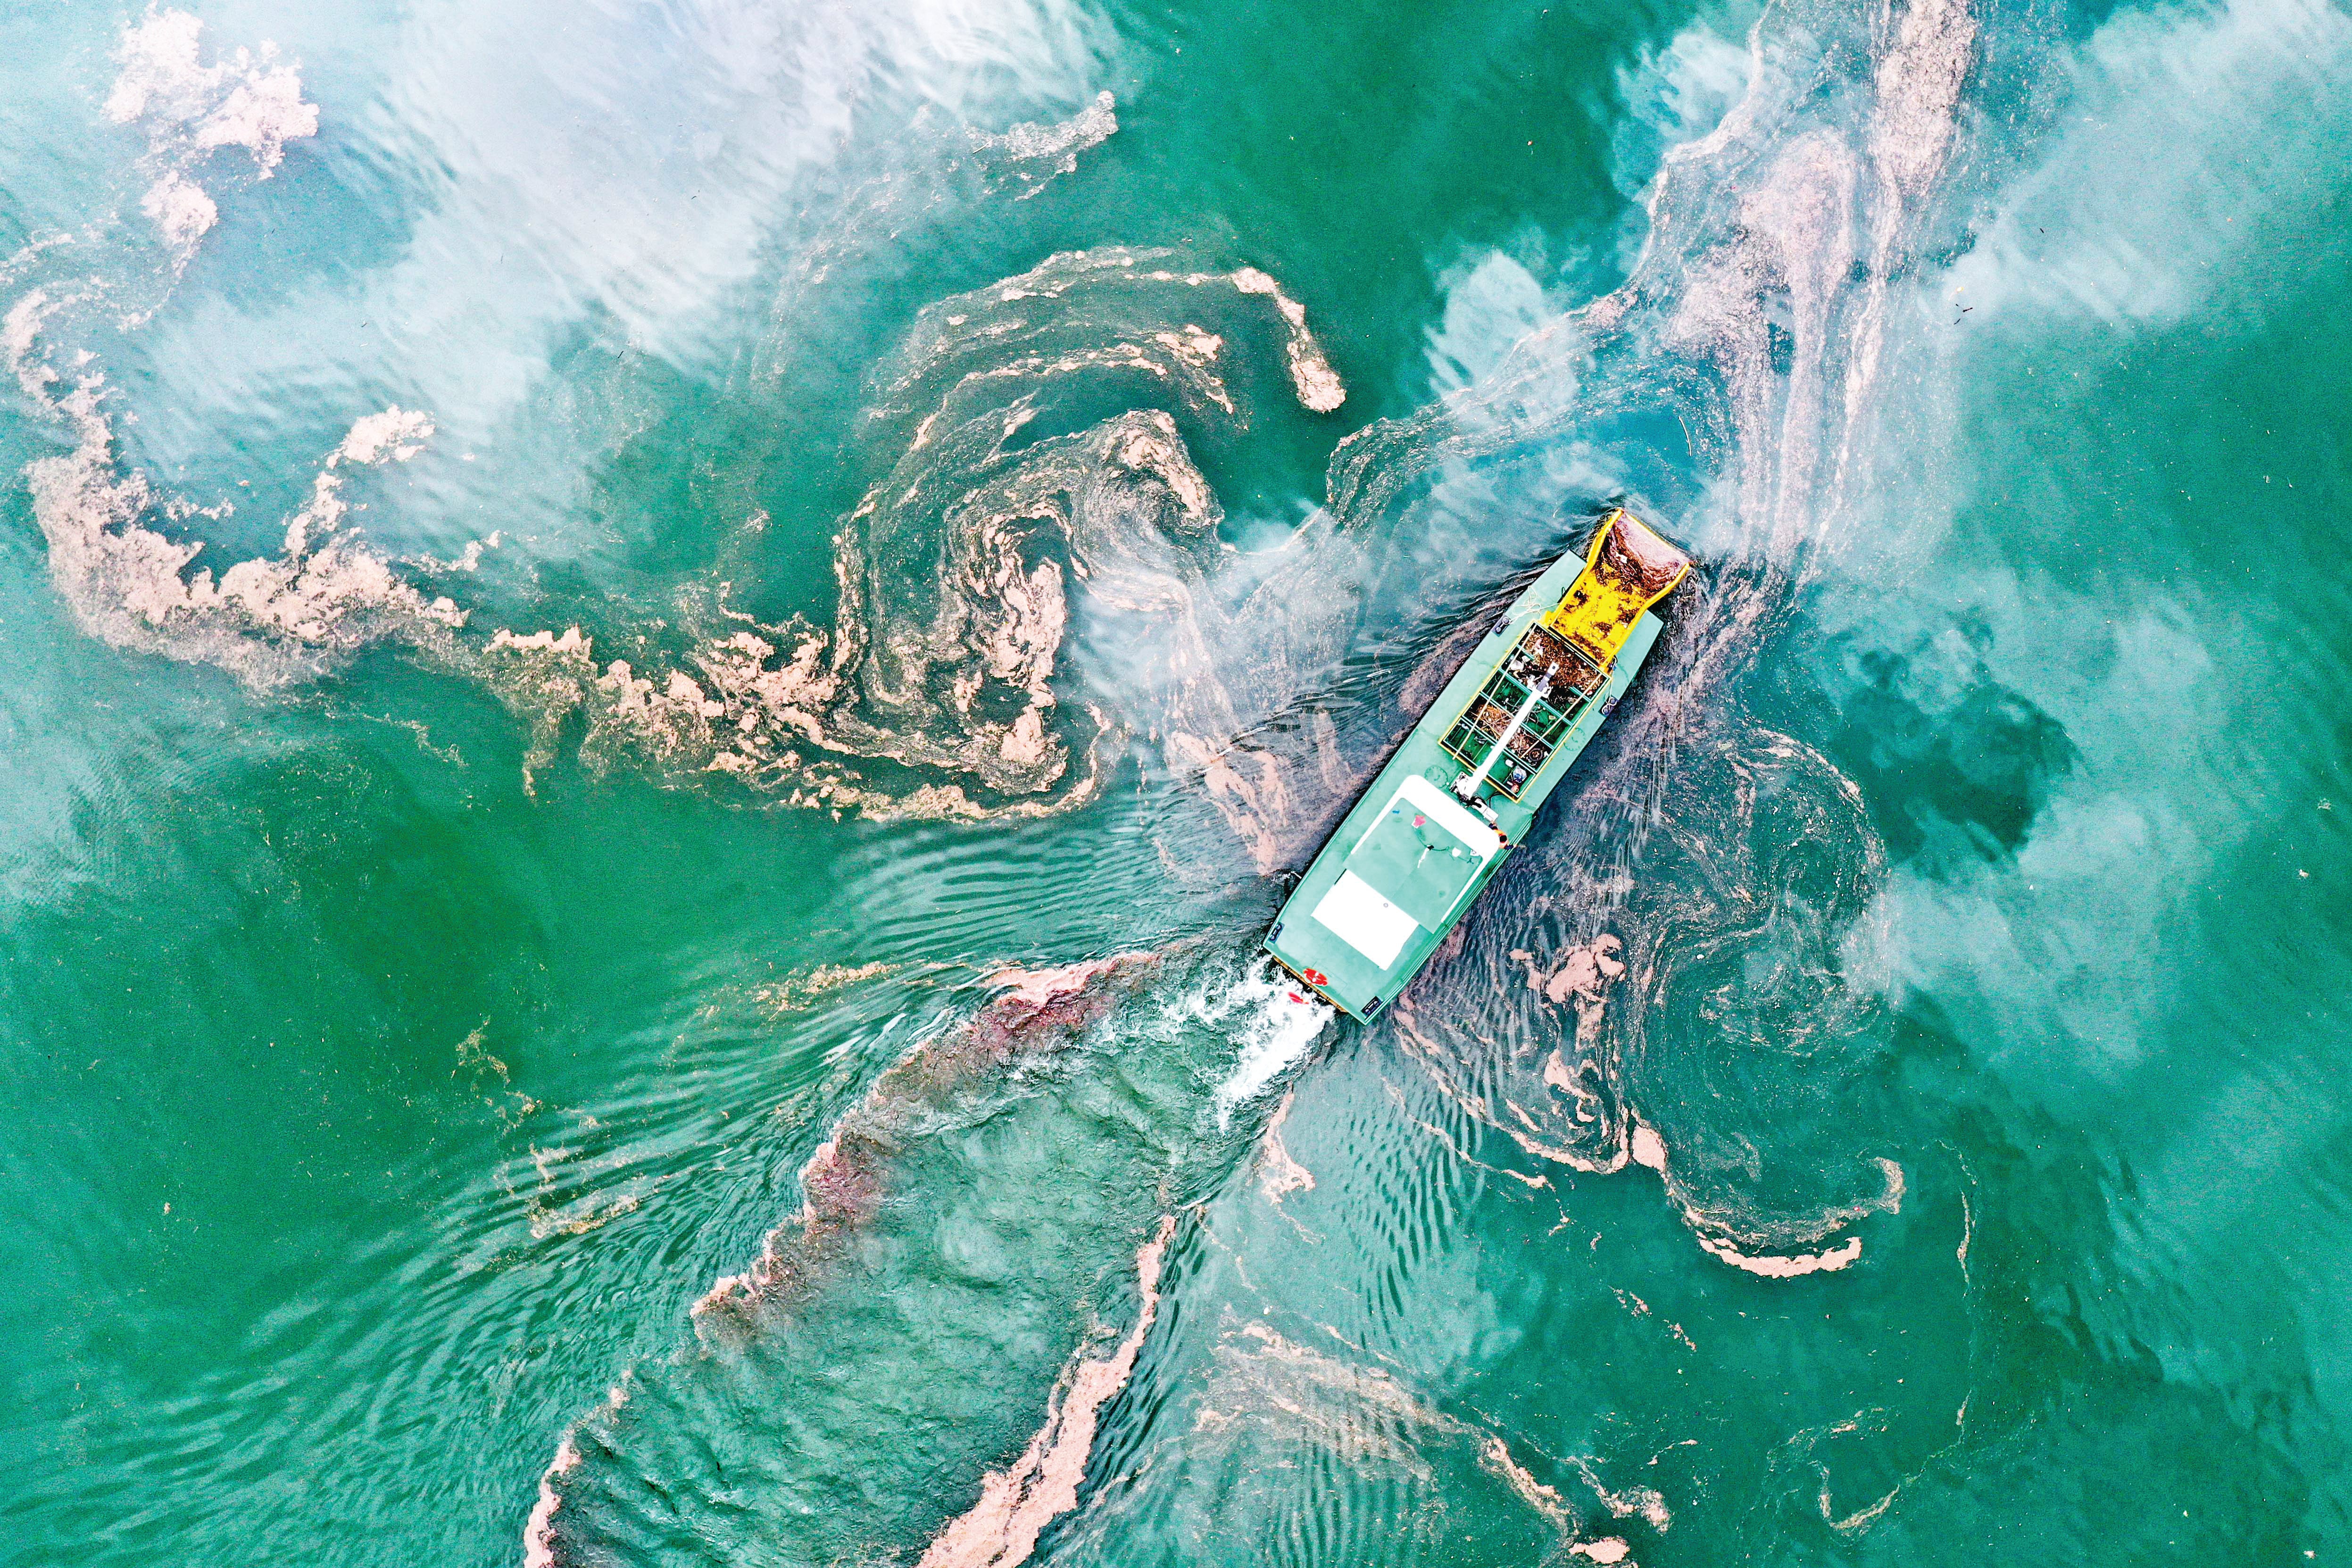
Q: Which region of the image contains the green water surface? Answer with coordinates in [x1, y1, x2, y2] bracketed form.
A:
[2, 0, 2348, 1562]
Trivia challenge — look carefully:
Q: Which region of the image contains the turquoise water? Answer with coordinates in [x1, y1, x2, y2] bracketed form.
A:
[3, 0, 2348, 1562]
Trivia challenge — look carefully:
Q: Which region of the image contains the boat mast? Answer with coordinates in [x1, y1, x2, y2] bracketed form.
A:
[1454, 672, 1550, 804]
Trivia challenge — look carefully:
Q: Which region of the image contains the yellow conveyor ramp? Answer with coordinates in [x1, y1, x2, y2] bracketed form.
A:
[1541, 508, 1693, 670]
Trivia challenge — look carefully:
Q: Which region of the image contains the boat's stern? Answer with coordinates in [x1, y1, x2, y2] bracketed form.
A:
[1262, 774, 1506, 1021]
[1263, 929, 1377, 1021]
[1263, 945, 1322, 1004]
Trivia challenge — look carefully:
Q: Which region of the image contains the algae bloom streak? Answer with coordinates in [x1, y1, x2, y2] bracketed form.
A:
[2, 0, 2350, 1566]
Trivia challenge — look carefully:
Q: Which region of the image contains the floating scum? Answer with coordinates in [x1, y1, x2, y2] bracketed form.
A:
[527, 0, 2006, 1549]
[472, 243, 1362, 820]
[521, 949, 1334, 1568]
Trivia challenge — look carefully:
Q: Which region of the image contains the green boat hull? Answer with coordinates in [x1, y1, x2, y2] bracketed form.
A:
[1263, 545, 1669, 1021]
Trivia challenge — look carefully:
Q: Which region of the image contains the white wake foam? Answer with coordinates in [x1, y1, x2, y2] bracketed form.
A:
[971, 89, 1119, 198]
[1193, 960, 1333, 1127]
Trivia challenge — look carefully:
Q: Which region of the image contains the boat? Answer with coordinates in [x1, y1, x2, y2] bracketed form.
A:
[1263, 507, 1691, 1021]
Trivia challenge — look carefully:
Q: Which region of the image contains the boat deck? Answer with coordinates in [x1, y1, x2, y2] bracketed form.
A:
[1435, 625, 1604, 799]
